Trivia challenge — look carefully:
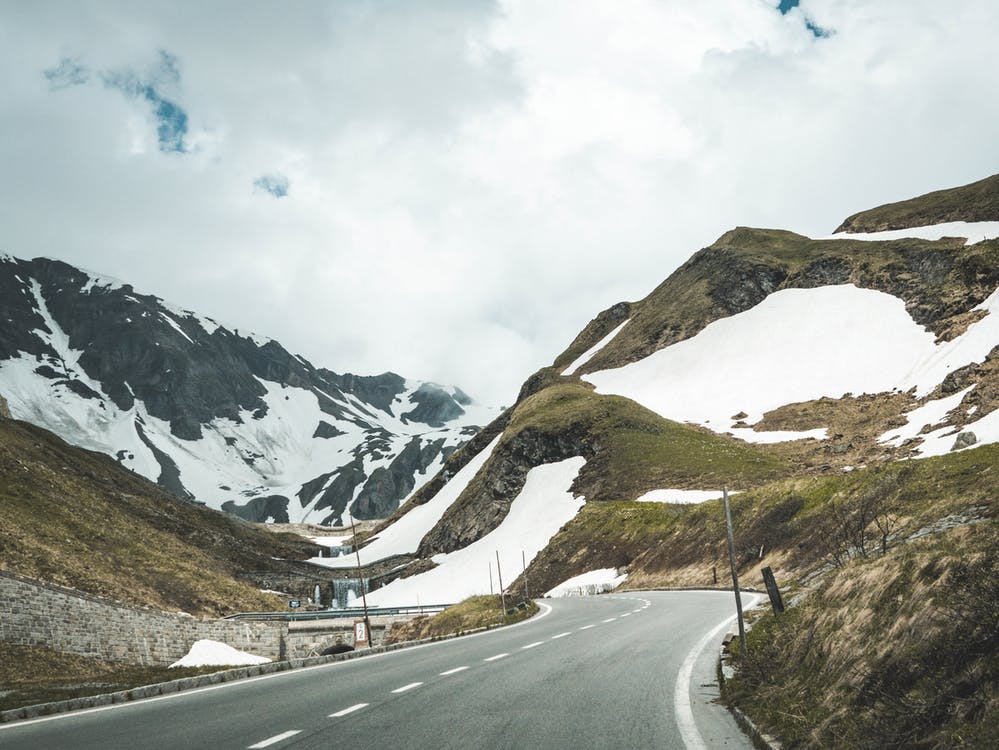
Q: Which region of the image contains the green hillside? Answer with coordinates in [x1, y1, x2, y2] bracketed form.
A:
[0, 416, 317, 616]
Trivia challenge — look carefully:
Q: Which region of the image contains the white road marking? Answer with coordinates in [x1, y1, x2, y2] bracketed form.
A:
[329, 703, 368, 718]
[579, 624, 595, 630]
[674, 595, 762, 750]
[440, 666, 469, 676]
[620, 613, 631, 618]
[248, 730, 301, 748]
[551, 632, 571, 639]
[522, 641, 544, 650]
[391, 682, 423, 694]
[602, 617, 617, 623]
[484, 653, 509, 662]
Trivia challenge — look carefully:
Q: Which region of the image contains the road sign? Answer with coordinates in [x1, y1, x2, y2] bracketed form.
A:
[354, 618, 369, 648]
[289, 599, 301, 608]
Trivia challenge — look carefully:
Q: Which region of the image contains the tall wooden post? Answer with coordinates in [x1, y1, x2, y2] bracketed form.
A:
[495, 550, 507, 617]
[724, 487, 747, 654]
[349, 514, 372, 648]
[522, 549, 530, 600]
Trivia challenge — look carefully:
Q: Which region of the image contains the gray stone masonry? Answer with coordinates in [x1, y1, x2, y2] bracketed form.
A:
[0, 571, 286, 666]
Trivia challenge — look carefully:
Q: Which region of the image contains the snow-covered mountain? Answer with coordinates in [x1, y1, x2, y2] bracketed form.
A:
[325, 174, 999, 606]
[0, 254, 498, 524]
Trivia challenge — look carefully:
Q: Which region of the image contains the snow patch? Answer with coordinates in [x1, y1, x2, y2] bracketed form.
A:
[545, 568, 627, 597]
[823, 221, 999, 246]
[169, 639, 271, 668]
[365, 457, 587, 607]
[635, 489, 734, 504]
[561, 319, 629, 376]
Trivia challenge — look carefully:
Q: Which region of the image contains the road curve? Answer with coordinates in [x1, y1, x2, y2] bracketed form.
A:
[0, 591, 757, 750]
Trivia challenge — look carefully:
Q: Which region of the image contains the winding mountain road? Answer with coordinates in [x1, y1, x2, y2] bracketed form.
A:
[1, 591, 758, 749]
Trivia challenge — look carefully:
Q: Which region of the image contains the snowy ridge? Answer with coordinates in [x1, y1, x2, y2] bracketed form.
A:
[824, 220, 999, 246]
[561, 319, 629, 376]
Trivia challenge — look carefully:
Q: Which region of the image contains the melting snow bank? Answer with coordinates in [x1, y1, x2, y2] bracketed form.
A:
[169, 640, 271, 668]
[821, 220, 999, 246]
[561, 319, 629, 376]
[308, 436, 502, 569]
[585, 284, 999, 446]
[365, 457, 587, 607]
[635, 489, 737, 504]
[545, 568, 628, 597]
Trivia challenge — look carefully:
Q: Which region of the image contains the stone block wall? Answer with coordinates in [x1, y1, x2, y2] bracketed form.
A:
[0, 571, 287, 666]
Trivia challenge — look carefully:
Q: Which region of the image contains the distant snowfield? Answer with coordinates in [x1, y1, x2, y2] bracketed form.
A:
[544, 568, 627, 597]
[365, 457, 586, 607]
[585, 284, 998, 450]
[308, 436, 502, 569]
[634, 489, 734, 504]
[824, 220, 999, 246]
[169, 639, 270, 668]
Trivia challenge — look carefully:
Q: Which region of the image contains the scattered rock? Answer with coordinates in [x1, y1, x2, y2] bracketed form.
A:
[0, 393, 10, 419]
[951, 431, 977, 451]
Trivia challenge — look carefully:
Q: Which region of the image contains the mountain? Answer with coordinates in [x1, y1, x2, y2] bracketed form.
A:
[331, 173, 998, 607]
[0, 255, 498, 525]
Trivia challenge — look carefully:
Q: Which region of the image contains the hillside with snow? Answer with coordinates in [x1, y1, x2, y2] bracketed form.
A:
[0, 255, 498, 525]
[330, 175, 999, 607]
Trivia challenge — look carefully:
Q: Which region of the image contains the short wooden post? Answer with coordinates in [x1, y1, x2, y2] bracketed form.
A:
[761, 566, 785, 615]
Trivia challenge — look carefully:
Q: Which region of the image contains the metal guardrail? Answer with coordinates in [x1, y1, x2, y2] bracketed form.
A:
[223, 604, 454, 621]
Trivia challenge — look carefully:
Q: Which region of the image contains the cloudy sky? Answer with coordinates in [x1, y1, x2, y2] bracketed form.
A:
[2, 1, 997, 406]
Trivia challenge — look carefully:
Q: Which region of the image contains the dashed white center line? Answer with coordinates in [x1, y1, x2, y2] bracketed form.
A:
[440, 666, 469, 676]
[579, 624, 595, 630]
[248, 730, 301, 748]
[620, 613, 631, 618]
[602, 617, 617, 623]
[551, 632, 571, 640]
[522, 641, 544, 650]
[484, 653, 509, 662]
[330, 703, 368, 718]
[391, 682, 423, 694]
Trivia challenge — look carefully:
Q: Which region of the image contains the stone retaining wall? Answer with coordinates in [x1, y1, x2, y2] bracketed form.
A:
[0, 571, 286, 666]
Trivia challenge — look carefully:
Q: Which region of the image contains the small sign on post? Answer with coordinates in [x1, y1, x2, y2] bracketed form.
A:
[289, 599, 301, 609]
[353, 618, 370, 649]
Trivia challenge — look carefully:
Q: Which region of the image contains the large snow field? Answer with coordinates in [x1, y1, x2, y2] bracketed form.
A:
[634, 489, 736, 504]
[585, 284, 998, 447]
[307, 436, 502, 569]
[823, 220, 999, 246]
[365, 457, 587, 607]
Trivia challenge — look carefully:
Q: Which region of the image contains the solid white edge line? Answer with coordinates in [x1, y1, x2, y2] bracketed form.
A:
[439, 666, 469, 676]
[673, 595, 762, 750]
[484, 653, 509, 662]
[329, 703, 368, 718]
[248, 729, 301, 748]
[2, 601, 557, 731]
[391, 682, 423, 694]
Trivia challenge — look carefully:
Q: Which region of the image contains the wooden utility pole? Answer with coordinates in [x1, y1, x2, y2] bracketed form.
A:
[723, 486, 747, 654]
[495, 551, 507, 617]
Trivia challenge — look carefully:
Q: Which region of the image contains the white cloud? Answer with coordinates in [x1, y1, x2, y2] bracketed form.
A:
[0, 0, 997, 406]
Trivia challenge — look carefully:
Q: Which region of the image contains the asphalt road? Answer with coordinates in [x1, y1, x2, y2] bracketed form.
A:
[1, 591, 758, 750]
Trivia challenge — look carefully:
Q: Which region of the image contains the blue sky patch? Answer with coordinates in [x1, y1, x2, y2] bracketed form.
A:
[44, 50, 190, 154]
[254, 174, 290, 198]
[777, 0, 830, 38]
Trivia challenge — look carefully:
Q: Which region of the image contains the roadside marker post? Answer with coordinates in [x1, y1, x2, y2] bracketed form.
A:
[723, 486, 747, 655]
[495, 550, 507, 617]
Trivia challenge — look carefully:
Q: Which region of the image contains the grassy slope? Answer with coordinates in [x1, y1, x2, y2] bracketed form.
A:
[522, 443, 997, 597]
[836, 172, 999, 233]
[385, 595, 538, 644]
[0, 417, 317, 616]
